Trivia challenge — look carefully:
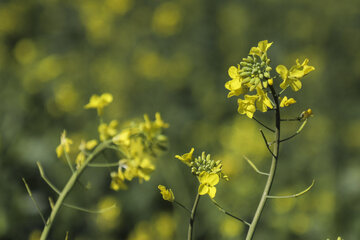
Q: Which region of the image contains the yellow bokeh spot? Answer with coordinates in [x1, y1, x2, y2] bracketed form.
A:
[289, 213, 310, 234]
[28, 229, 41, 240]
[106, 0, 133, 15]
[134, 50, 165, 79]
[13, 39, 37, 65]
[96, 196, 121, 231]
[152, 2, 182, 36]
[154, 213, 175, 238]
[220, 218, 243, 238]
[35, 56, 62, 82]
[54, 82, 79, 113]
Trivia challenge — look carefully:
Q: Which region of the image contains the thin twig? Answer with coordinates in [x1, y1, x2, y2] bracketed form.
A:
[174, 200, 191, 214]
[22, 178, 46, 224]
[280, 119, 308, 143]
[187, 194, 200, 240]
[259, 129, 276, 158]
[267, 180, 315, 199]
[64, 151, 75, 173]
[211, 199, 250, 226]
[62, 202, 116, 214]
[87, 162, 119, 168]
[37, 162, 61, 195]
[243, 155, 269, 176]
[253, 117, 275, 133]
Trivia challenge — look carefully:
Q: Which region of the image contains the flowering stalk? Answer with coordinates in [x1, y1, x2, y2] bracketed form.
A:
[245, 85, 280, 240]
[187, 193, 200, 240]
[40, 140, 112, 240]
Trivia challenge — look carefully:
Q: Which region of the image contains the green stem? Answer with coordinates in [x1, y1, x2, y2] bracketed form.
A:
[40, 140, 111, 240]
[245, 85, 280, 240]
[187, 193, 200, 240]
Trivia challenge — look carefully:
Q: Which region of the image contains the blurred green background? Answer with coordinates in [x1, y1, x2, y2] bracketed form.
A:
[1, 0, 359, 239]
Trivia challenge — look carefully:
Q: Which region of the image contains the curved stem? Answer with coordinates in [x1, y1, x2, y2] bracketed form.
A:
[187, 193, 200, 240]
[245, 85, 280, 240]
[40, 140, 111, 240]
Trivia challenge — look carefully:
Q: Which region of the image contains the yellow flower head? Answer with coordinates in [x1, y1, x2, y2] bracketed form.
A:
[277, 58, 315, 91]
[155, 112, 169, 129]
[110, 169, 128, 191]
[75, 139, 98, 168]
[237, 95, 258, 118]
[249, 40, 273, 56]
[84, 93, 113, 116]
[256, 88, 273, 112]
[300, 108, 313, 120]
[175, 147, 194, 166]
[158, 185, 175, 202]
[225, 65, 249, 98]
[198, 172, 219, 198]
[279, 96, 296, 107]
[56, 130, 73, 158]
[98, 120, 118, 141]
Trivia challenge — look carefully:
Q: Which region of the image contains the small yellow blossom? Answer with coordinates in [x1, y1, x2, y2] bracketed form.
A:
[98, 120, 118, 141]
[56, 130, 73, 158]
[158, 185, 175, 202]
[225, 65, 250, 98]
[277, 58, 315, 91]
[121, 157, 155, 183]
[255, 88, 273, 112]
[110, 169, 128, 191]
[279, 96, 296, 107]
[84, 93, 113, 116]
[300, 108, 313, 119]
[267, 78, 273, 85]
[175, 147, 194, 166]
[154, 112, 169, 128]
[85, 139, 98, 150]
[198, 172, 219, 198]
[249, 40, 273, 56]
[237, 95, 258, 118]
[113, 128, 132, 146]
[75, 139, 98, 168]
[75, 152, 85, 169]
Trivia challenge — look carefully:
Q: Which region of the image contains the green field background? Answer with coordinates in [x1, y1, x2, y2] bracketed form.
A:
[0, 0, 359, 239]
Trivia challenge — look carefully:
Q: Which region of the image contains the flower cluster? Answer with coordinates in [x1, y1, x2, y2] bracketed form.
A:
[225, 40, 315, 118]
[110, 113, 169, 190]
[55, 93, 168, 191]
[175, 148, 228, 198]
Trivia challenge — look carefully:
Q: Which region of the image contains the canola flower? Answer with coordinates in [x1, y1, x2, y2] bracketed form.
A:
[98, 120, 118, 141]
[84, 93, 113, 116]
[75, 139, 98, 168]
[198, 172, 219, 198]
[158, 185, 175, 202]
[225, 40, 315, 119]
[56, 130, 73, 158]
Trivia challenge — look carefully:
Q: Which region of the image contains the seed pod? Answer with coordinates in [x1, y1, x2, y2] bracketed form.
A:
[240, 72, 251, 77]
[242, 77, 251, 84]
[242, 67, 252, 72]
[240, 62, 252, 67]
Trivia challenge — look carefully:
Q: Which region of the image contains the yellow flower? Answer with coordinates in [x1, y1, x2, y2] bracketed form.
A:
[225, 65, 249, 98]
[121, 157, 155, 183]
[249, 40, 273, 56]
[279, 96, 296, 107]
[237, 95, 258, 118]
[175, 147, 194, 166]
[113, 128, 132, 146]
[158, 185, 175, 202]
[56, 130, 73, 158]
[154, 112, 169, 128]
[300, 108, 313, 119]
[277, 58, 315, 91]
[198, 172, 219, 198]
[75, 139, 98, 168]
[84, 93, 113, 116]
[267, 78, 273, 85]
[110, 169, 128, 191]
[98, 120, 118, 141]
[255, 88, 273, 112]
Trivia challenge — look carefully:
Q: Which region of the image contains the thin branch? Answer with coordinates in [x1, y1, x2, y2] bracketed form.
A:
[37, 162, 61, 195]
[280, 119, 308, 143]
[62, 202, 117, 214]
[211, 199, 250, 227]
[267, 180, 315, 199]
[243, 155, 269, 176]
[187, 194, 200, 240]
[64, 151, 75, 173]
[22, 178, 46, 224]
[174, 200, 191, 214]
[259, 129, 276, 158]
[87, 162, 120, 168]
[253, 117, 275, 133]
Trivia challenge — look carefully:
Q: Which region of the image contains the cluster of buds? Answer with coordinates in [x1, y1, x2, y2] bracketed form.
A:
[239, 54, 272, 91]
